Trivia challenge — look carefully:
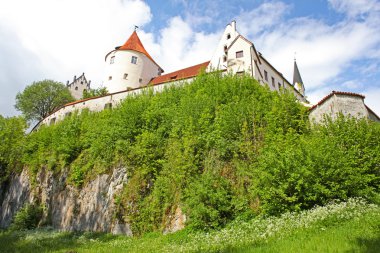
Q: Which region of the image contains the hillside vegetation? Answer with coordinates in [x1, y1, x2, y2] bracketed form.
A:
[1, 73, 380, 235]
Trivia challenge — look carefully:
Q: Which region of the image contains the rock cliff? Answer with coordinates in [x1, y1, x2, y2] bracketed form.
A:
[0, 167, 132, 235]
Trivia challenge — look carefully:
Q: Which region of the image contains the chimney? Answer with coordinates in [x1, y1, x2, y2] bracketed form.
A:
[231, 20, 236, 31]
[73, 75, 76, 82]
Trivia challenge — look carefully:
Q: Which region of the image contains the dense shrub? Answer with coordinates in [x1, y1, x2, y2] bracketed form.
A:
[10, 203, 43, 231]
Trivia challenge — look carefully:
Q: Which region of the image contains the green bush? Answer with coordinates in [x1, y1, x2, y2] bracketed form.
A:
[10, 203, 43, 231]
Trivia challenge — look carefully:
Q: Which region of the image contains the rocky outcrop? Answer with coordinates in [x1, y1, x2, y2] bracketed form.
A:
[0, 167, 131, 235]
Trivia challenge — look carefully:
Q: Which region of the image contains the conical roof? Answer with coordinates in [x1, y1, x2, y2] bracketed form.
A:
[118, 31, 162, 71]
[293, 60, 303, 86]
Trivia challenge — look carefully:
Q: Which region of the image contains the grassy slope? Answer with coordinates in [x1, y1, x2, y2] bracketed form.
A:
[1, 199, 379, 253]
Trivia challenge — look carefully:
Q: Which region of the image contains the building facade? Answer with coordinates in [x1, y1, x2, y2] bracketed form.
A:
[66, 73, 91, 100]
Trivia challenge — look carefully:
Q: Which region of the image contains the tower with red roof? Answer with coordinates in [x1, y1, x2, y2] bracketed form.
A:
[103, 31, 164, 93]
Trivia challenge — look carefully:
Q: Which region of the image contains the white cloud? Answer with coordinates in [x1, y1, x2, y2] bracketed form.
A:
[237, 1, 289, 37]
[328, 0, 380, 18]
[146, 16, 220, 73]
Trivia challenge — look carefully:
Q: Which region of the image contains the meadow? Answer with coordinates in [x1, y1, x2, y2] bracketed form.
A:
[1, 198, 379, 252]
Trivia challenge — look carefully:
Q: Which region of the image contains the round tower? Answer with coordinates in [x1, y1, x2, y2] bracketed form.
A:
[103, 31, 164, 93]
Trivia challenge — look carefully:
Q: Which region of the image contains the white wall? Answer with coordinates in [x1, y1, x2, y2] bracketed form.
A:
[309, 94, 369, 123]
[208, 21, 240, 71]
[103, 50, 161, 93]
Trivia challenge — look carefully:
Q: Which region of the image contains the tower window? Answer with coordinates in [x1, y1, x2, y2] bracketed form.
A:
[224, 45, 228, 52]
[227, 33, 231, 39]
[123, 73, 128, 79]
[131, 56, 138, 64]
[223, 55, 227, 62]
[264, 70, 268, 81]
[80, 81, 84, 84]
[236, 50, 243, 58]
[110, 56, 115, 64]
[108, 76, 112, 80]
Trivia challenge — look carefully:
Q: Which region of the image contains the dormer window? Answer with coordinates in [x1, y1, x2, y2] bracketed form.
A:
[131, 56, 138, 64]
[227, 33, 231, 40]
[236, 50, 243, 58]
[110, 56, 115, 64]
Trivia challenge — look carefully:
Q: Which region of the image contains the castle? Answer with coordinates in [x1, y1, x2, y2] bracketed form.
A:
[36, 21, 379, 128]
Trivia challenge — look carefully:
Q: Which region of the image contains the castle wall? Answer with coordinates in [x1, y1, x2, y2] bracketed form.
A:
[104, 50, 161, 93]
[309, 94, 369, 123]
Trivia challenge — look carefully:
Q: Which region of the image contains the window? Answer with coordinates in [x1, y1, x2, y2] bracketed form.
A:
[110, 56, 115, 64]
[264, 70, 268, 81]
[271, 77, 275, 87]
[65, 112, 72, 117]
[223, 55, 227, 62]
[227, 33, 231, 40]
[278, 82, 282, 89]
[139, 78, 143, 83]
[104, 103, 112, 109]
[131, 56, 138, 64]
[50, 118, 56, 125]
[80, 81, 84, 84]
[236, 50, 243, 58]
[224, 45, 228, 52]
[75, 86, 78, 90]
[236, 71, 244, 77]
[108, 76, 112, 80]
[123, 73, 128, 79]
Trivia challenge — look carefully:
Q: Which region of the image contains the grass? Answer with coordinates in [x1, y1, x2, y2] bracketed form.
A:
[1, 198, 379, 253]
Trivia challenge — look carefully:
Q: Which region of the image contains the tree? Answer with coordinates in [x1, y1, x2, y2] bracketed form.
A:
[82, 87, 108, 99]
[15, 80, 74, 122]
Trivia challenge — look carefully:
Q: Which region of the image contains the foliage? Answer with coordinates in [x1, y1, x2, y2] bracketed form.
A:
[82, 87, 108, 99]
[15, 80, 74, 122]
[0, 115, 26, 182]
[9, 203, 43, 231]
[0, 198, 378, 253]
[253, 116, 380, 215]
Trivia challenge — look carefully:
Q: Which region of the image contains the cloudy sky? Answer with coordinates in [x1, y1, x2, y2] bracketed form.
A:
[0, 0, 379, 117]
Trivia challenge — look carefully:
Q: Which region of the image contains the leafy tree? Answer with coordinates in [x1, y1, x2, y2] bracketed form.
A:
[82, 87, 108, 99]
[15, 80, 74, 122]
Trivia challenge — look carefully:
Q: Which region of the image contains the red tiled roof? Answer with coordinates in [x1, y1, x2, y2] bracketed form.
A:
[150, 61, 210, 85]
[309, 91, 365, 111]
[111, 31, 163, 71]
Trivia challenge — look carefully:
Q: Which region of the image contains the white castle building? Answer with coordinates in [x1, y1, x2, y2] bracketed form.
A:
[35, 21, 378, 129]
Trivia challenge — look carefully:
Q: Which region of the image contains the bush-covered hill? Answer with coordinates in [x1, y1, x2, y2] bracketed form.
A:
[1, 73, 380, 235]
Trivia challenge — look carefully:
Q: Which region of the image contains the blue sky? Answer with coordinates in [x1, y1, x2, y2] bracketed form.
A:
[0, 0, 379, 117]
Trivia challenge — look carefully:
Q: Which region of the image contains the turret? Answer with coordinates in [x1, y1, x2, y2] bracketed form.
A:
[293, 59, 305, 96]
[103, 31, 164, 93]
